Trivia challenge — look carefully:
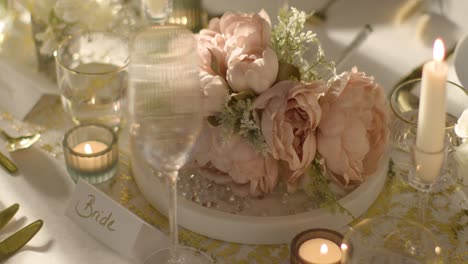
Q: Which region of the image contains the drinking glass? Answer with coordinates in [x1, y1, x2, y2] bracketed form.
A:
[141, 0, 173, 23]
[341, 216, 442, 264]
[168, 0, 205, 32]
[55, 32, 129, 132]
[128, 25, 211, 264]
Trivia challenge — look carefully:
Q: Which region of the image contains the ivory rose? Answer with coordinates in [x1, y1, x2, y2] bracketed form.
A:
[317, 67, 389, 189]
[253, 80, 326, 190]
[194, 123, 279, 197]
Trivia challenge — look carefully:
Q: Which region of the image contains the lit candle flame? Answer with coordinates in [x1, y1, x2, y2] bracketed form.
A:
[84, 143, 93, 154]
[320, 244, 328, 255]
[433, 38, 445, 62]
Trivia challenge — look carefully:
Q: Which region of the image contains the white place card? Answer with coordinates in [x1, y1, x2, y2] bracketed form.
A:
[66, 179, 168, 262]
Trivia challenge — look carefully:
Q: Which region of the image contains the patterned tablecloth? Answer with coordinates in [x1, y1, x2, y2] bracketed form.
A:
[0, 91, 466, 264]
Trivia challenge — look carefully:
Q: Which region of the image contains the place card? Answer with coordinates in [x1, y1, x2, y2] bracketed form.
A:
[66, 179, 168, 261]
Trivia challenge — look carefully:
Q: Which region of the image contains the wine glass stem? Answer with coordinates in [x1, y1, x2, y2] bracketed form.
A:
[166, 170, 179, 260]
[418, 191, 430, 224]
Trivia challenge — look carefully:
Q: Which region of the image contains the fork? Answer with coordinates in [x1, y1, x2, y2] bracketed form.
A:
[306, 0, 340, 25]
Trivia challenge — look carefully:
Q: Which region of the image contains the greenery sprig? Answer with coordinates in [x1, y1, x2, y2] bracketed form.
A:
[272, 7, 335, 82]
[211, 91, 268, 153]
[304, 157, 356, 219]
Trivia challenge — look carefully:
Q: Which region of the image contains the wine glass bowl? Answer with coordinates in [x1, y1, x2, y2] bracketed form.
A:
[389, 79, 468, 153]
[128, 25, 211, 264]
[341, 216, 442, 264]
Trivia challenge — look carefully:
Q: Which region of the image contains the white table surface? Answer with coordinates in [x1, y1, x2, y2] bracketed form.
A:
[1, 0, 468, 263]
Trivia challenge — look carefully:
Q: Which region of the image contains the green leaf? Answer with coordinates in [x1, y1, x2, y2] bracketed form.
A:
[304, 158, 356, 219]
[271, 7, 336, 82]
[231, 90, 256, 101]
[216, 96, 268, 153]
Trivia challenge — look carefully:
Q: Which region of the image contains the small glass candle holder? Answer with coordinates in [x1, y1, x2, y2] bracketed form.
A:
[389, 78, 466, 187]
[290, 228, 345, 264]
[409, 142, 453, 192]
[63, 124, 118, 184]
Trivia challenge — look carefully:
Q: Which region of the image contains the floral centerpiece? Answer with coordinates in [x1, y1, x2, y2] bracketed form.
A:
[193, 7, 389, 207]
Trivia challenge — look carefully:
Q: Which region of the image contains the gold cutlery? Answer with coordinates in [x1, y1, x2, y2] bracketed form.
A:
[0, 204, 19, 230]
[0, 129, 40, 174]
[307, 0, 340, 25]
[0, 220, 44, 261]
[0, 129, 40, 152]
[394, 0, 424, 25]
[0, 204, 44, 261]
[0, 151, 17, 173]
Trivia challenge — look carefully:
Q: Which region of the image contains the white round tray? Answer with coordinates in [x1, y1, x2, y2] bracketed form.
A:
[131, 142, 389, 245]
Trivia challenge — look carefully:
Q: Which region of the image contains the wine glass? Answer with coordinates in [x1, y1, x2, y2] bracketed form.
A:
[128, 25, 212, 264]
[341, 216, 442, 264]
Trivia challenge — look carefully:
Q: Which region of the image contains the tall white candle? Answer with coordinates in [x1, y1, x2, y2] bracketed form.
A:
[416, 38, 448, 183]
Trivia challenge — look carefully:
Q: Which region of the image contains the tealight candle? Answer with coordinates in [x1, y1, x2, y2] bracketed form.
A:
[72, 141, 108, 172]
[63, 124, 118, 184]
[290, 229, 345, 264]
[299, 238, 342, 264]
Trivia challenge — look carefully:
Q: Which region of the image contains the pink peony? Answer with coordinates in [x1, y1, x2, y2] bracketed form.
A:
[194, 122, 279, 197]
[200, 71, 229, 116]
[196, 28, 227, 78]
[197, 10, 279, 95]
[219, 9, 271, 54]
[253, 80, 326, 190]
[317, 67, 389, 189]
[226, 47, 278, 94]
[218, 9, 278, 94]
[196, 18, 229, 115]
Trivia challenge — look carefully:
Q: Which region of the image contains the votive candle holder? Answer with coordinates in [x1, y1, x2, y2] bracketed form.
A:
[63, 124, 118, 184]
[290, 228, 346, 264]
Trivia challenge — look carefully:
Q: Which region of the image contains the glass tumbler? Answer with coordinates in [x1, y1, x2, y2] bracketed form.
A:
[55, 32, 129, 131]
[168, 0, 205, 32]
